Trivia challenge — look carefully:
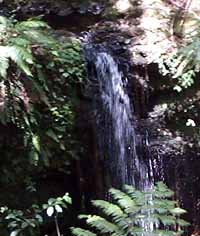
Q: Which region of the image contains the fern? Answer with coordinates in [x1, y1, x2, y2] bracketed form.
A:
[81, 215, 122, 234]
[72, 182, 189, 236]
[22, 30, 57, 47]
[0, 15, 85, 169]
[71, 228, 97, 236]
[0, 16, 10, 34]
[0, 52, 9, 78]
[0, 17, 58, 79]
[92, 200, 125, 219]
[16, 20, 49, 29]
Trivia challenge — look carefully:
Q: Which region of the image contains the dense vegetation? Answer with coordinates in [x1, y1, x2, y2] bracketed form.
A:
[0, 14, 85, 236]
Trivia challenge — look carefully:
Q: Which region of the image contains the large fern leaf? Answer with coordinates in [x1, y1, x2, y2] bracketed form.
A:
[22, 30, 57, 47]
[16, 20, 49, 30]
[71, 228, 97, 236]
[109, 188, 139, 214]
[92, 200, 130, 230]
[92, 200, 124, 219]
[79, 215, 123, 235]
[8, 46, 33, 76]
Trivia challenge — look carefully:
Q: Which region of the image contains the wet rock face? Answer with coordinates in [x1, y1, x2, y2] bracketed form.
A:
[163, 153, 200, 230]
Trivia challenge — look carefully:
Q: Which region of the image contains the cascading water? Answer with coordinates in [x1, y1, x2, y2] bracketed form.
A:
[84, 45, 154, 190]
[84, 43, 157, 234]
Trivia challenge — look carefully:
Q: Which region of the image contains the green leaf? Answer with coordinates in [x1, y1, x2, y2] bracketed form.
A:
[0, 46, 11, 78]
[176, 219, 190, 227]
[48, 198, 55, 205]
[159, 215, 176, 226]
[32, 135, 40, 152]
[16, 20, 49, 29]
[7, 46, 33, 76]
[55, 205, 63, 213]
[23, 30, 57, 47]
[35, 214, 43, 223]
[170, 208, 187, 215]
[63, 193, 72, 204]
[71, 227, 97, 236]
[46, 129, 59, 143]
[173, 85, 182, 92]
[10, 230, 21, 236]
[47, 206, 54, 217]
[29, 150, 39, 166]
[42, 204, 48, 209]
[0, 54, 9, 78]
[0, 16, 9, 26]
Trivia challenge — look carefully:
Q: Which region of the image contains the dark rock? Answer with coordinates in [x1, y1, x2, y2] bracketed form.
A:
[58, 8, 73, 17]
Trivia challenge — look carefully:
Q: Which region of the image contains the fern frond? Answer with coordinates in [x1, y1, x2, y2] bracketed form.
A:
[92, 200, 124, 219]
[176, 219, 190, 227]
[0, 16, 10, 32]
[130, 226, 144, 235]
[22, 30, 57, 47]
[0, 46, 30, 78]
[169, 208, 187, 215]
[92, 200, 130, 230]
[124, 185, 145, 205]
[7, 46, 33, 76]
[16, 20, 49, 30]
[153, 229, 182, 236]
[0, 16, 9, 25]
[0, 57, 9, 78]
[80, 215, 122, 235]
[71, 227, 97, 236]
[9, 46, 33, 64]
[154, 182, 174, 198]
[109, 188, 139, 214]
[0, 45, 33, 78]
[154, 199, 176, 208]
[9, 37, 30, 47]
[0, 48, 9, 78]
[158, 215, 176, 226]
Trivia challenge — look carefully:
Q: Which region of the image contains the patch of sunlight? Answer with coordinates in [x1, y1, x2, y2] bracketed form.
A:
[115, 0, 132, 13]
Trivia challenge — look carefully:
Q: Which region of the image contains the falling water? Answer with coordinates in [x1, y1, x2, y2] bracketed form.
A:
[84, 44, 157, 234]
[84, 45, 154, 191]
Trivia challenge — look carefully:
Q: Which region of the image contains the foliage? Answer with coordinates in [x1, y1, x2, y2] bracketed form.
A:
[71, 182, 189, 236]
[0, 193, 72, 236]
[156, 7, 200, 139]
[158, 52, 196, 92]
[0, 15, 85, 201]
[0, 16, 85, 236]
[43, 193, 72, 217]
[158, 10, 200, 92]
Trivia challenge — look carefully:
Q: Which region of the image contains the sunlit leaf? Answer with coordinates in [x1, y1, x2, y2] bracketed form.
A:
[55, 205, 63, 213]
[47, 206, 54, 217]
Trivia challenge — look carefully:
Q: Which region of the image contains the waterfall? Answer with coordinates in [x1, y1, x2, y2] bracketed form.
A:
[83, 43, 158, 234]
[84, 45, 154, 191]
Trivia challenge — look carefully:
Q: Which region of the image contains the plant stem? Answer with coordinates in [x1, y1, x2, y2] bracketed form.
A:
[54, 216, 61, 236]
